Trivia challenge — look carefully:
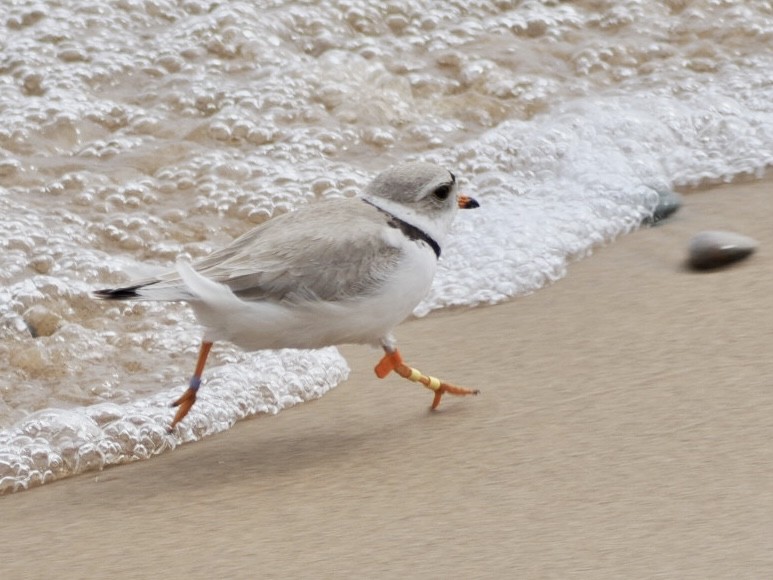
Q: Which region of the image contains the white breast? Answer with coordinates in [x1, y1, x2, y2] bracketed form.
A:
[187, 238, 439, 351]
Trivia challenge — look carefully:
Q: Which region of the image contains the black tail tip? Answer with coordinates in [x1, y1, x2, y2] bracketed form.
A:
[93, 286, 141, 300]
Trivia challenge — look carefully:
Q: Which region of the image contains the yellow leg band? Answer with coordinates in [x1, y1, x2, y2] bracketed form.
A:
[407, 367, 441, 391]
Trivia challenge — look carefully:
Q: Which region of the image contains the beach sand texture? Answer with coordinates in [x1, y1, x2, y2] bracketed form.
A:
[2, 178, 772, 578]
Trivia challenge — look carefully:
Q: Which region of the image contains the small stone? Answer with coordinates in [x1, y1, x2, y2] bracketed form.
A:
[645, 190, 682, 224]
[23, 305, 62, 338]
[687, 230, 758, 270]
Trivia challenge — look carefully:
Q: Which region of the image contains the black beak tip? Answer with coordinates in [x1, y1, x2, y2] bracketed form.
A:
[465, 197, 480, 209]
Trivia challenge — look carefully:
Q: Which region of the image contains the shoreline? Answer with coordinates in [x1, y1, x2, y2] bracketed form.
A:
[3, 177, 773, 578]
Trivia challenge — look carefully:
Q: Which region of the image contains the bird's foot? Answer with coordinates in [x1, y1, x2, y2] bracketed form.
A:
[374, 350, 479, 409]
[168, 342, 212, 432]
[168, 382, 199, 432]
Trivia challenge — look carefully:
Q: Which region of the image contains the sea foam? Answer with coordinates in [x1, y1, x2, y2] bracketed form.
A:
[2, 0, 773, 492]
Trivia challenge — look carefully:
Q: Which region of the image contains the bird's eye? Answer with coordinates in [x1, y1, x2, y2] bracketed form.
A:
[433, 184, 452, 200]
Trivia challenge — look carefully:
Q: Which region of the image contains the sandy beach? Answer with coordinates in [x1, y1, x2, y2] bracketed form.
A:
[3, 177, 773, 578]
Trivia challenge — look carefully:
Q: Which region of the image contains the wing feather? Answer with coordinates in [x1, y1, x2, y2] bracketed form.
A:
[135, 199, 402, 304]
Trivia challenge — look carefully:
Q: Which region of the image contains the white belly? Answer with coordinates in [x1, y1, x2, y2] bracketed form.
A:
[188, 243, 437, 351]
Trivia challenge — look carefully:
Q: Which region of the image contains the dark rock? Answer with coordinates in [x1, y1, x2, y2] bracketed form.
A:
[688, 230, 758, 270]
[645, 190, 682, 224]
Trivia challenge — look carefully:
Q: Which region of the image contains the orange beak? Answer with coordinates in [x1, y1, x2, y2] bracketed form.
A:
[457, 195, 480, 209]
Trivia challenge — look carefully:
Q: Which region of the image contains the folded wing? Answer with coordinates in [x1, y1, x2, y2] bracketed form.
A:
[95, 199, 402, 304]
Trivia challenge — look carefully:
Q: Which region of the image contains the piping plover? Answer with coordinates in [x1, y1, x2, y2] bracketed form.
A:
[95, 162, 480, 430]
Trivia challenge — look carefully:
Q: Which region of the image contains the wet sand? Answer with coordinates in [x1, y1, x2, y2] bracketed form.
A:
[2, 178, 773, 578]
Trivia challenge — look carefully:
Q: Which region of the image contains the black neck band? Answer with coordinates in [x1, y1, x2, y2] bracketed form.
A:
[363, 199, 441, 259]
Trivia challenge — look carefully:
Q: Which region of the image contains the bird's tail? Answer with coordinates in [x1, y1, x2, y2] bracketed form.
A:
[93, 261, 226, 303]
[93, 284, 147, 300]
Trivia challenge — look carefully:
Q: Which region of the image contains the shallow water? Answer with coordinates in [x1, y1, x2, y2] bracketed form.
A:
[2, 0, 773, 493]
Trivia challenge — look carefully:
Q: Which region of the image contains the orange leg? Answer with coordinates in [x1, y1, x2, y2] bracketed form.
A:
[374, 349, 479, 409]
[169, 341, 213, 431]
